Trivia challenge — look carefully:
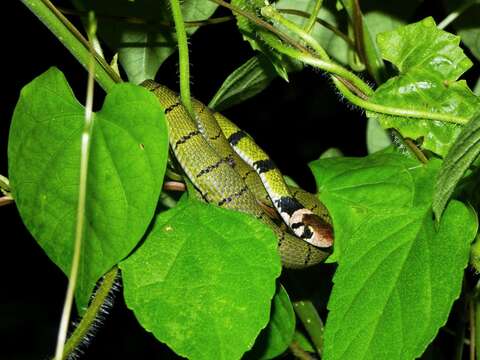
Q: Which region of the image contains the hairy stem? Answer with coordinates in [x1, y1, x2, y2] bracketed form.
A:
[261, 5, 329, 60]
[293, 300, 324, 356]
[169, 0, 194, 118]
[54, 12, 97, 360]
[334, 78, 469, 125]
[56, 267, 119, 360]
[208, 0, 310, 54]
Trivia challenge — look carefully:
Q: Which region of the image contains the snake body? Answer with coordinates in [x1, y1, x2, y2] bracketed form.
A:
[142, 80, 333, 268]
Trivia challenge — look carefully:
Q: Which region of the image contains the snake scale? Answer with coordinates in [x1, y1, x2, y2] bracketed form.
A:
[142, 80, 333, 268]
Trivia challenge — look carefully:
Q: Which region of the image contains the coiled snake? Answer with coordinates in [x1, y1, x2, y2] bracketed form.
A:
[142, 80, 333, 268]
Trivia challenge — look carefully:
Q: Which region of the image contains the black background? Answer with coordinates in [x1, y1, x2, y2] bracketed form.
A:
[1, 1, 477, 359]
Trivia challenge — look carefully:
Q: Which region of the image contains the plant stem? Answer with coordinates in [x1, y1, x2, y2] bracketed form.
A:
[293, 300, 324, 356]
[277, 8, 354, 48]
[54, 12, 97, 360]
[261, 5, 329, 60]
[282, 47, 373, 97]
[21, 0, 121, 91]
[208, 0, 309, 54]
[169, 0, 194, 118]
[289, 341, 316, 360]
[163, 181, 187, 192]
[0, 196, 14, 206]
[438, 1, 477, 30]
[304, 0, 323, 34]
[333, 78, 469, 125]
[58, 267, 119, 360]
[211, 0, 373, 101]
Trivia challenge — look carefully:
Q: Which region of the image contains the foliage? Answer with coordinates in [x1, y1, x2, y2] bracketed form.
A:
[6, 0, 480, 359]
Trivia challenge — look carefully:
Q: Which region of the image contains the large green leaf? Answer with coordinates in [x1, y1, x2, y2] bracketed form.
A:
[433, 112, 480, 218]
[323, 201, 475, 360]
[309, 152, 477, 359]
[8, 67, 168, 311]
[73, 0, 218, 84]
[120, 197, 281, 360]
[310, 151, 434, 259]
[368, 17, 480, 157]
[246, 284, 296, 360]
[368, 18, 480, 156]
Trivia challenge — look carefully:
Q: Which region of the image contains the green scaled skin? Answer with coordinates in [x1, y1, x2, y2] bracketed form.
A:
[141, 80, 332, 268]
[215, 113, 333, 248]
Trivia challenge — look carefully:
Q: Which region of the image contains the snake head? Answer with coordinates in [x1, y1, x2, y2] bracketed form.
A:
[290, 209, 334, 248]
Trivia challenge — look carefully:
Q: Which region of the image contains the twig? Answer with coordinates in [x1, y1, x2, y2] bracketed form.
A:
[57, 6, 233, 27]
[0, 196, 13, 206]
[163, 181, 186, 192]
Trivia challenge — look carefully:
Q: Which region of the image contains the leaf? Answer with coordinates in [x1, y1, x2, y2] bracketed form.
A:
[366, 118, 392, 153]
[73, 0, 218, 84]
[120, 197, 281, 360]
[368, 17, 480, 157]
[8, 67, 168, 311]
[246, 284, 296, 360]
[310, 152, 435, 260]
[320, 148, 343, 159]
[230, 0, 294, 81]
[309, 152, 477, 359]
[209, 55, 277, 111]
[433, 112, 480, 219]
[323, 201, 476, 360]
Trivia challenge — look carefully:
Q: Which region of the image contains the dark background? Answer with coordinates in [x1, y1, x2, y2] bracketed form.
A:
[0, 1, 476, 359]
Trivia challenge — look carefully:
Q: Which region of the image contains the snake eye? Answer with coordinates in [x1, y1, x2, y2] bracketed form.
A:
[302, 213, 334, 248]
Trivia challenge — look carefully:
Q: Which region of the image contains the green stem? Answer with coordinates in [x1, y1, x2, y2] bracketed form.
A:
[276, 44, 373, 97]
[211, 0, 373, 101]
[339, 0, 386, 83]
[55, 267, 119, 360]
[289, 341, 316, 360]
[261, 5, 329, 60]
[293, 300, 324, 356]
[333, 78, 469, 125]
[54, 13, 97, 360]
[169, 0, 194, 118]
[277, 8, 354, 49]
[208, 0, 310, 54]
[304, 0, 323, 34]
[438, 1, 477, 30]
[21, 0, 121, 92]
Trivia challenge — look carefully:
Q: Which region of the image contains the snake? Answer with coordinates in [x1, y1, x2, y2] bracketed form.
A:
[141, 80, 333, 268]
